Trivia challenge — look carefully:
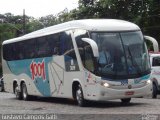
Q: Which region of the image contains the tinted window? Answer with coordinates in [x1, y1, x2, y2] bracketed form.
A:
[76, 39, 95, 72]
[152, 57, 160, 66]
[61, 32, 79, 71]
[3, 39, 37, 61]
[37, 37, 51, 57]
[3, 36, 55, 60]
[47, 34, 60, 55]
[90, 31, 150, 79]
[23, 39, 37, 59]
[3, 43, 16, 61]
[16, 41, 25, 60]
[75, 30, 95, 72]
[3, 31, 78, 67]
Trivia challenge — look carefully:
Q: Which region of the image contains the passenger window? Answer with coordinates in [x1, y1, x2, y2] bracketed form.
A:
[47, 34, 60, 55]
[3, 43, 16, 61]
[37, 37, 51, 57]
[16, 42, 25, 60]
[24, 39, 37, 59]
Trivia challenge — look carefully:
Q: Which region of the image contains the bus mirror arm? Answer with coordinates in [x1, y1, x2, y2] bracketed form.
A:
[144, 35, 159, 52]
[82, 38, 99, 57]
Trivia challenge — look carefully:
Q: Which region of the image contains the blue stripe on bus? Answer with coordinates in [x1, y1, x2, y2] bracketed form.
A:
[7, 57, 52, 96]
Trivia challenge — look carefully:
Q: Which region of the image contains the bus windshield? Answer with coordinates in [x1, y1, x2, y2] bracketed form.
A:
[91, 31, 150, 79]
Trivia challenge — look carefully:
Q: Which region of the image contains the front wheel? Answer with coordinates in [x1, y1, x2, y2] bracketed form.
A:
[121, 98, 131, 104]
[152, 83, 157, 99]
[0, 86, 3, 92]
[76, 84, 86, 107]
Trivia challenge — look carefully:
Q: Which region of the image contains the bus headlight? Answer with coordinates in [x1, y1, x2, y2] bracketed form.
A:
[146, 79, 151, 84]
[101, 82, 110, 87]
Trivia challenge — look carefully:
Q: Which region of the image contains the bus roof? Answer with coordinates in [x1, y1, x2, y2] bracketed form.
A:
[3, 19, 140, 45]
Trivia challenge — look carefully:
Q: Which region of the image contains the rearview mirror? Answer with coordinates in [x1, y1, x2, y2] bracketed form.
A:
[144, 36, 159, 52]
[82, 38, 99, 57]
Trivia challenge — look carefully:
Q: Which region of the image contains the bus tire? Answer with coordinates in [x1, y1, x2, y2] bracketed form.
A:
[21, 82, 30, 101]
[0, 86, 3, 92]
[152, 83, 157, 99]
[76, 84, 86, 107]
[121, 98, 131, 104]
[15, 83, 22, 100]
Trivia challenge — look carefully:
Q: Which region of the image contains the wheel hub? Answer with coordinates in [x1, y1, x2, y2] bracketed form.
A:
[23, 86, 27, 99]
[76, 89, 82, 104]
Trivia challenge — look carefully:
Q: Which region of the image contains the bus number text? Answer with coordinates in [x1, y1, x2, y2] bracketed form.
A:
[30, 60, 46, 81]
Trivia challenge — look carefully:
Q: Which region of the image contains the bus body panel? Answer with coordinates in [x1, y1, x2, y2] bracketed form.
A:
[88, 83, 152, 101]
[3, 55, 85, 99]
[2, 19, 152, 103]
[3, 56, 152, 101]
[83, 71, 152, 101]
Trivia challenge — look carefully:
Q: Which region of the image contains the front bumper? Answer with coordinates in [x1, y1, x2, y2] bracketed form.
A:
[86, 83, 152, 101]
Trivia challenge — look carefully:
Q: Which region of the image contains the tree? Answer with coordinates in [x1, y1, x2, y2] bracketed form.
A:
[39, 15, 58, 27]
[26, 17, 44, 32]
[76, 0, 160, 43]
[0, 13, 31, 76]
[143, 0, 160, 43]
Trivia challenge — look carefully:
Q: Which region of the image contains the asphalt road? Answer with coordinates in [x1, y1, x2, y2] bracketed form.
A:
[0, 92, 160, 120]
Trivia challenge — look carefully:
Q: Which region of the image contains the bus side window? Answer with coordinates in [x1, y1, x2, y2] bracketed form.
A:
[3, 43, 15, 61]
[47, 34, 60, 56]
[37, 37, 51, 57]
[60, 31, 79, 71]
[24, 39, 36, 59]
[75, 30, 95, 73]
[60, 32, 73, 55]
[16, 42, 25, 60]
[77, 40, 95, 72]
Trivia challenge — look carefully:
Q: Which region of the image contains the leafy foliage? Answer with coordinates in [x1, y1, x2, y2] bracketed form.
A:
[0, 0, 160, 76]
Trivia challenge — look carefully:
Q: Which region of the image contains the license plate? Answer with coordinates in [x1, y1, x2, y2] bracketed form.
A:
[125, 91, 134, 95]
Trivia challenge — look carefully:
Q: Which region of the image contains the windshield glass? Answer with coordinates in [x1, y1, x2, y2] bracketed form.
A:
[91, 31, 150, 79]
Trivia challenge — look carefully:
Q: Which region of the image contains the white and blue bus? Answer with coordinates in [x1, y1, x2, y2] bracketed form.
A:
[2, 19, 152, 106]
